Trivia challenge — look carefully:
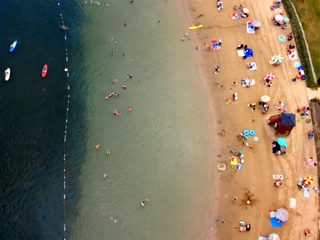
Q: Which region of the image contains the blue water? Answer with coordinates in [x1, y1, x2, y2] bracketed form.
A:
[0, 0, 85, 239]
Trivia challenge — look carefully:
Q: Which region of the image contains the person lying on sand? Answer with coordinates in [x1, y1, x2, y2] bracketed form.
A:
[236, 44, 243, 49]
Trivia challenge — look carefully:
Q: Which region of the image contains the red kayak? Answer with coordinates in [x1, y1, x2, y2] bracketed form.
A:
[42, 64, 48, 78]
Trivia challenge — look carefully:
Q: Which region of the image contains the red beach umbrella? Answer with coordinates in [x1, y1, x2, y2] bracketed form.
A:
[304, 177, 313, 185]
[266, 73, 275, 80]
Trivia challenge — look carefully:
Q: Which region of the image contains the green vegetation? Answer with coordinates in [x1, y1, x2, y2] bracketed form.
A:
[282, 0, 319, 88]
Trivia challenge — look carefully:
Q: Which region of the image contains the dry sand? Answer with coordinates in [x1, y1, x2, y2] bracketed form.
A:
[183, 0, 319, 239]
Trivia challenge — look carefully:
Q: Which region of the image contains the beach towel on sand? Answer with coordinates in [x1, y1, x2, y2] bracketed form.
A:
[294, 62, 301, 68]
[247, 21, 255, 34]
[270, 217, 283, 228]
[289, 50, 298, 60]
[279, 35, 286, 42]
[231, 13, 241, 19]
[304, 188, 310, 198]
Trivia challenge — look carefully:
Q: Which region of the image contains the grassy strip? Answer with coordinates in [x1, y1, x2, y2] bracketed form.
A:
[281, 0, 318, 89]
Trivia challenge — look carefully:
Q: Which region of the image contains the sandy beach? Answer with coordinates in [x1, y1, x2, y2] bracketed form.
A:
[183, 0, 319, 239]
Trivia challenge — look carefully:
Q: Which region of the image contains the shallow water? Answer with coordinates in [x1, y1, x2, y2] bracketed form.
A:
[68, 0, 215, 239]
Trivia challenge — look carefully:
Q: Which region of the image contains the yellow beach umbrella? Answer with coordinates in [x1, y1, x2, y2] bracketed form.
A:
[261, 95, 271, 102]
[304, 177, 313, 185]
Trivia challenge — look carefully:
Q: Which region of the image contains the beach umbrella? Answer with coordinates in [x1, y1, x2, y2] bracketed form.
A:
[273, 55, 284, 63]
[261, 95, 271, 102]
[266, 73, 275, 80]
[268, 233, 281, 240]
[252, 20, 261, 27]
[278, 138, 287, 148]
[276, 208, 289, 222]
[283, 17, 290, 23]
[275, 15, 284, 21]
[243, 8, 249, 13]
[304, 177, 314, 185]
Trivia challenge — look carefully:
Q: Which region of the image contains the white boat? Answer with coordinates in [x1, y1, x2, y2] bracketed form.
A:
[5, 68, 10, 81]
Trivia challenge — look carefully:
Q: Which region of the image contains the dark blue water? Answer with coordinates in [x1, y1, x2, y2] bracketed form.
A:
[0, 0, 86, 239]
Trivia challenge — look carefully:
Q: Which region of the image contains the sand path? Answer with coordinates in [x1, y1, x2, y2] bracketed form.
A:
[184, 0, 318, 239]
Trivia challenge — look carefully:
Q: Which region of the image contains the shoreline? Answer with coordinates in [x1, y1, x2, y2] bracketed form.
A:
[182, 0, 319, 239]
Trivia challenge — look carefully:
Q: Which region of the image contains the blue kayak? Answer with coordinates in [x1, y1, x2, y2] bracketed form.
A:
[10, 40, 18, 52]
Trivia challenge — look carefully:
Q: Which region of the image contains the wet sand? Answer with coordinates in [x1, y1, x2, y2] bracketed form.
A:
[183, 0, 319, 239]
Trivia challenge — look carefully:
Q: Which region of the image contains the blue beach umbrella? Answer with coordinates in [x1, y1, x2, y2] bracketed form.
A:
[278, 138, 287, 149]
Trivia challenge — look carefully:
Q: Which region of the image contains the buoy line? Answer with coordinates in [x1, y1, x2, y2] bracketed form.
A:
[56, 1, 70, 240]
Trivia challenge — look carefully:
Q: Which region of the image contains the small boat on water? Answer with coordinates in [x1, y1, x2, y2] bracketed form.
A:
[189, 24, 203, 30]
[10, 40, 18, 52]
[42, 64, 48, 78]
[60, 25, 69, 30]
[5, 68, 11, 81]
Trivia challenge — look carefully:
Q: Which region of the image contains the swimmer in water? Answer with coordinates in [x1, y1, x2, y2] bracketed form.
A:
[129, 74, 133, 78]
[115, 93, 118, 97]
[157, 20, 160, 23]
[141, 202, 145, 207]
[104, 3, 109, 6]
[128, 107, 132, 112]
[113, 110, 117, 115]
[123, 85, 126, 89]
[111, 52, 114, 55]
[124, 21, 127, 26]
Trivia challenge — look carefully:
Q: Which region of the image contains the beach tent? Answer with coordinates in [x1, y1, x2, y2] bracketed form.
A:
[267, 113, 296, 136]
[244, 49, 253, 58]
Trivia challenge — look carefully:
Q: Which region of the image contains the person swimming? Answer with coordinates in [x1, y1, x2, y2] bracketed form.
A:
[129, 74, 133, 78]
[123, 85, 126, 89]
[141, 202, 145, 207]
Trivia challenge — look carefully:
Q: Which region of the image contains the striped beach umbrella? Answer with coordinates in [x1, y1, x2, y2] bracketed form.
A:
[273, 55, 284, 63]
[266, 73, 275, 80]
[304, 177, 314, 185]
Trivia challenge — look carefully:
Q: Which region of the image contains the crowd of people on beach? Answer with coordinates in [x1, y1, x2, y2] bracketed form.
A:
[211, 1, 318, 238]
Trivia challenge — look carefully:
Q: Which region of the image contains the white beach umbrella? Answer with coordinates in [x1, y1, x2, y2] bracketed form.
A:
[243, 8, 249, 13]
[261, 95, 271, 102]
[275, 15, 284, 21]
[252, 20, 261, 27]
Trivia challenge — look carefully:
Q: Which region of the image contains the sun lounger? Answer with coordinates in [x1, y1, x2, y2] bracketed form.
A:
[304, 188, 310, 198]
[247, 21, 255, 34]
